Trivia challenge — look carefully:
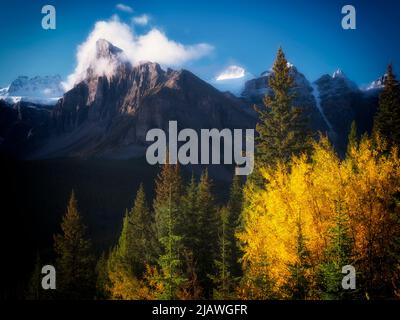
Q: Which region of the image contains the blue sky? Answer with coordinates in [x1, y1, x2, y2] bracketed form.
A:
[0, 0, 399, 87]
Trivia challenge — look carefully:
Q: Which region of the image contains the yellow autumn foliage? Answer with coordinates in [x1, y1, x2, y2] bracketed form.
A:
[107, 265, 162, 300]
[238, 136, 400, 299]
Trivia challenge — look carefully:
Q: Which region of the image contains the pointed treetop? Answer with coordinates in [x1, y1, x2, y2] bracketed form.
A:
[385, 63, 395, 84]
[69, 189, 77, 206]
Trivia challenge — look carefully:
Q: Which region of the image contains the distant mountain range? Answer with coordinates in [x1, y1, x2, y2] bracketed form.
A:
[0, 75, 63, 105]
[241, 66, 382, 152]
[0, 40, 255, 162]
[0, 39, 385, 161]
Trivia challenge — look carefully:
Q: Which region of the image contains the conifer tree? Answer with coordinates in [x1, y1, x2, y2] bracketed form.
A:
[284, 220, 312, 299]
[26, 253, 45, 300]
[106, 209, 133, 296]
[226, 175, 243, 278]
[196, 170, 218, 297]
[318, 200, 354, 300]
[211, 207, 235, 299]
[127, 184, 157, 276]
[109, 184, 156, 273]
[179, 250, 203, 299]
[154, 163, 183, 241]
[178, 174, 205, 298]
[179, 175, 199, 252]
[254, 47, 310, 172]
[106, 185, 158, 299]
[347, 121, 358, 158]
[156, 186, 186, 299]
[238, 253, 275, 300]
[95, 251, 110, 299]
[374, 64, 400, 147]
[151, 163, 186, 299]
[53, 191, 95, 299]
[112, 209, 130, 268]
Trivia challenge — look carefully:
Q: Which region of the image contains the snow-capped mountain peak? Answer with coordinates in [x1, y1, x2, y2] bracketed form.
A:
[328, 69, 359, 91]
[87, 39, 127, 79]
[364, 74, 387, 91]
[0, 75, 64, 106]
[212, 65, 253, 96]
[332, 69, 346, 79]
[0, 87, 8, 95]
[260, 61, 294, 76]
[62, 39, 129, 91]
[8, 75, 63, 96]
[216, 65, 246, 81]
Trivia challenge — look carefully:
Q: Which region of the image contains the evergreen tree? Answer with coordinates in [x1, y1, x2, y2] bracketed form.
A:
[154, 163, 183, 241]
[238, 253, 275, 299]
[226, 175, 243, 278]
[95, 251, 110, 299]
[53, 191, 95, 299]
[196, 170, 218, 297]
[104, 210, 131, 298]
[127, 184, 157, 276]
[110, 185, 156, 272]
[254, 47, 310, 173]
[211, 207, 236, 299]
[374, 64, 400, 147]
[105, 185, 158, 299]
[178, 174, 205, 298]
[318, 200, 354, 300]
[112, 209, 131, 268]
[179, 249, 203, 299]
[179, 175, 199, 252]
[26, 253, 46, 300]
[347, 121, 358, 158]
[152, 163, 186, 299]
[156, 186, 186, 299]
[285, 220, 312, 299]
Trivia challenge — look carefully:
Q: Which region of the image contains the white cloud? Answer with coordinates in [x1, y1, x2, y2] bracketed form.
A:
[63, 17, 213, 90]
[134, 29, 213, 65]
[116, 3, 133, 13]
[132, 14, 150, 26]
[216, 65, 246, 81]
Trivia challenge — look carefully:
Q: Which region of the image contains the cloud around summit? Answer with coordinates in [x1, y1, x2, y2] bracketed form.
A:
[63, 16, 214, 90]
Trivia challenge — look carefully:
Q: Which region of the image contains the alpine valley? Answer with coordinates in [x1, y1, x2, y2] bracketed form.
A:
[0, 40, 387, 288]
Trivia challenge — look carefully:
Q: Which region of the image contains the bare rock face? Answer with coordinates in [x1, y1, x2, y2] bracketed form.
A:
[314, 73, 360, 136]
[31, 40, 256, 159]
[314, 71, 378, 153]
[0, 39, 382, 160]
[95, 39, 123, 60]
[242, 66, 381, 155]
[241, 66, 329, 134]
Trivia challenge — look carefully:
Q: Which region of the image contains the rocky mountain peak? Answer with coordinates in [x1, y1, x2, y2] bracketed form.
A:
[364, 74, 387, 91]
[8, 75, 63, 95]
[316, 69, 359, 92]
[95, 39, 123, 60]
[332, 69, 346, 79]
[136, 61, 165, 78]
[0, 75, 63, 106]
[286, 61, 294, 69]
[27, 56, 256, 160]
[259, 62, 295, 77]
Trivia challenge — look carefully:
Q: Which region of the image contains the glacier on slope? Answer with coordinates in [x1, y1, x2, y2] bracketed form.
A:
[0, 75, 64, 106]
